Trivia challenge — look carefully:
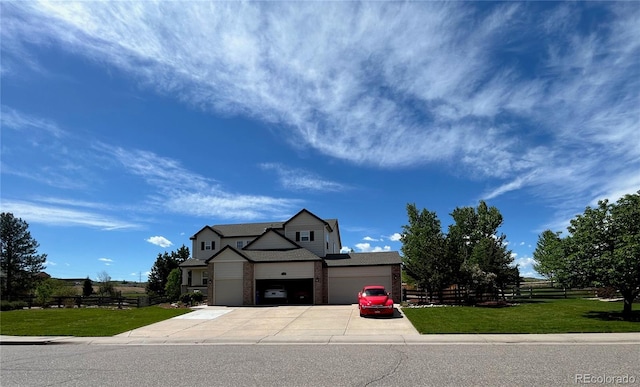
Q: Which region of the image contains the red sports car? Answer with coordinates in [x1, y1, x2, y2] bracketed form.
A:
[358, 285, 394, 317]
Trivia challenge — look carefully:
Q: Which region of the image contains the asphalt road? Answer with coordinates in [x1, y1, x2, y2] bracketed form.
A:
[1, 344, 638, 386]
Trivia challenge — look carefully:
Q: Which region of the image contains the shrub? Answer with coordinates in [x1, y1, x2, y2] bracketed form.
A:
[0, 300, 28, 311]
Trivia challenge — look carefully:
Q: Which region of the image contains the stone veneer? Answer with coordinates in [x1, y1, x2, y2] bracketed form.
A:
[243, 262, 254, 305]
[207, 262, 215, 306]
[391, 265, 402, 302]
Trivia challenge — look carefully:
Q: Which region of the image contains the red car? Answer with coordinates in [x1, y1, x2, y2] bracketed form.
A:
[358, 285, 394, 317]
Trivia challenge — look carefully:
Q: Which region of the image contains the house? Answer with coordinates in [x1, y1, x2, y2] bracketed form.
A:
[180, 209, 402, 305]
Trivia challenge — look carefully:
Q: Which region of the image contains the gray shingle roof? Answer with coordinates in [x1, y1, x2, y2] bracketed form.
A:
[212, 222, 284, 237]
[180, 258, 207, 267]
[324, 252, 402, 267]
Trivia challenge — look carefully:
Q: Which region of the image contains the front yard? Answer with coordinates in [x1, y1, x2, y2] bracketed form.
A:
[402, 299, 640, 334]
[0, 306, 191, 336]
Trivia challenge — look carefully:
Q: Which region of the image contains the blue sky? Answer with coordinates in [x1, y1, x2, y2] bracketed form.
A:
[1, 2, 638, 281]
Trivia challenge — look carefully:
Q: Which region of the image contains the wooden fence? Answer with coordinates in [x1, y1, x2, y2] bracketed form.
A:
[12, 295, 170, 309]
[402, 285, 598, 305]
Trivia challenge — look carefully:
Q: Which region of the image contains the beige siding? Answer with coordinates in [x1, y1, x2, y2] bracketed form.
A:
[221, 237, 256, 250]
[214, 262, 244, 279]
[328, 266, 392, 304]
[255, 262, 314, 279]
[192, 229, 221, 260]
[285, 212, 325, 257]
[245, 231, 296, 250]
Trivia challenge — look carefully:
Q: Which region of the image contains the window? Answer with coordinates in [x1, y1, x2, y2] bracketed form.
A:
[187, 270, 192, 286]
[202, 271, 208, 286]
[237, 241, 244, 249]
[201, 241, 215, 251]
[295, 231, 315, 242]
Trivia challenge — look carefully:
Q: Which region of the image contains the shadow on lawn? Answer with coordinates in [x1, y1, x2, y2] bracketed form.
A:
[583, 310, 640, 322]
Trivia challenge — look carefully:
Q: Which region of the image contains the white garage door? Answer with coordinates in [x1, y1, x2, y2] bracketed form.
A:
[214, 262, 243, 305]
[328, 266, 392, 304]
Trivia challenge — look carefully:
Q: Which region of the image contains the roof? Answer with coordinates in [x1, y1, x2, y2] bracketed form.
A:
[243, 248, 322, 263]
[323, 252, 402, 267]
[211, 222, 285, 237]
[180, 258, 207, 268]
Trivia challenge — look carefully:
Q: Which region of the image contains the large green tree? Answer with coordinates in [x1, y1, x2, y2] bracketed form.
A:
[535, 192, 640, 318]
[448, 201, 517, 298]
[533, 230, 565, 283]
[401, 204, 449, 300]
[146, 245, 189, 296]
[1, 213, 47, 300]
[401, 201, 517, 302]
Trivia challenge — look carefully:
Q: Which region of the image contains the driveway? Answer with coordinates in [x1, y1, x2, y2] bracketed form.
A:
[115, 304, 419, 342]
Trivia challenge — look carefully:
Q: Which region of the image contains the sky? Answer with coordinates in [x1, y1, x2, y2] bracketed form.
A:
[1, 1, 638, 281]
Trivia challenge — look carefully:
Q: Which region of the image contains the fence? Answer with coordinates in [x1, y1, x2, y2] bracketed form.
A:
[11, 295, 170, 309]
[402, 284, 598, 305]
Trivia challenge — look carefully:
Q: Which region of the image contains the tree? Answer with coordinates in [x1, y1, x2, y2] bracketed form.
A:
[447, 201, 517, 298]
[543, 192, 639, 318]
[97, 271, 115, 296]
[533, 230, 566, 284]
[400, 204, 449, 300]
[164, 268, 182, 301]
[82, 277, 94, 297]
[1, 212, 47, 300]
[147, 245, 189, 296]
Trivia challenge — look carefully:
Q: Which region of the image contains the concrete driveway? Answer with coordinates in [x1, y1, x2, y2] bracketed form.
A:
[115, 304, 419, 343]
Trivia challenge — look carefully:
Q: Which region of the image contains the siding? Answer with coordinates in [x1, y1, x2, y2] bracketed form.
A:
[285, 211, 325, 257]
[246, 231, 296, 250]
[255, 262, 314, 279]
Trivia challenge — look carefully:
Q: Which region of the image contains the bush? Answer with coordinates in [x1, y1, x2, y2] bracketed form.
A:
[179, 291, 204, 305]
[0, 300, 28, 311]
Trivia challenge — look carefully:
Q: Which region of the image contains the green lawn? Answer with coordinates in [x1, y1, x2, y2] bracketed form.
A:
[402, 299, 640, 334]
[0, 306, 191, 336]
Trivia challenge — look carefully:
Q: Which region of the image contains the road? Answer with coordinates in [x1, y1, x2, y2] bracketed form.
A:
[1, 344, 638, 386]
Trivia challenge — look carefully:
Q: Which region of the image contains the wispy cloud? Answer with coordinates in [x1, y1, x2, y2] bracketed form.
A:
[98, 258, 113, 263]
[3, 2, 638, 223]
[0, 199, 139, 230]
[0, 105, 65, 137]
[145, 236, 173, 248]
[260, 163, 349, 193]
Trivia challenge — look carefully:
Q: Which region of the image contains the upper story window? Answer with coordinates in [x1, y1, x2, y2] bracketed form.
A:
[296, 231, 314, 242]
[236, 241, 244, 249]
[201, 241, 215, 251]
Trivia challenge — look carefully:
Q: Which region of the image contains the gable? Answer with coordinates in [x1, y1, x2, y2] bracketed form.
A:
[284, 209, 330, 230]
[244, 229, 298, 250]
[206, 245, 250, 263]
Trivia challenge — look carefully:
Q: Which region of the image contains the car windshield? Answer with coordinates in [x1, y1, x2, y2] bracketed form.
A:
[364, 288, 386, 296]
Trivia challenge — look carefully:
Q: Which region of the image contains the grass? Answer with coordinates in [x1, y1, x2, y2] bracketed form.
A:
[0, 306, 191, 336]
[402, 298, 640, 334]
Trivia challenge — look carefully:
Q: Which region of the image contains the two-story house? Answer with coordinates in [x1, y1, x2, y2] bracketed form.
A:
[180, 209, 402, 305]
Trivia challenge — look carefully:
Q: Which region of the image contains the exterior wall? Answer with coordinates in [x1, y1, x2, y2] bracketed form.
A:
[284, 212, 325, 257]
[243, 262, 254, 305]
[221, 236, 256, 250]
[192, 229, 221, 260]
[255, 262, 314, 279]
[245, 231, 296, 250]
[326, 224, 341, 255]
[207, 262, 214, 305]
[391, 265, 402, 303]
[322, 266, 329, 303]
[313, 261, 325, 304]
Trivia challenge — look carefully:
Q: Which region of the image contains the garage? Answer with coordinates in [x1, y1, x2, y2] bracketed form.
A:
[256, 278, 314, 304]
[328, 266, 392, 304]
[213, 261, 243, 305]
[255, 262, 315, 304]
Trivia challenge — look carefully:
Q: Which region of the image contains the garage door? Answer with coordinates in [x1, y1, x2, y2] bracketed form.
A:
[214, 262, 243, 305]
[328, 266, 392, 304]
